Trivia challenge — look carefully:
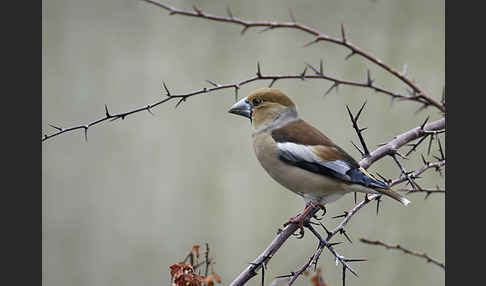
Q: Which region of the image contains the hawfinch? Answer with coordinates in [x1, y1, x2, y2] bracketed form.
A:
[228, 88, 410, 227]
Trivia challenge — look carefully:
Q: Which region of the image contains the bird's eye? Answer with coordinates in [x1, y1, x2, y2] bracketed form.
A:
[252, 98, 262, 106]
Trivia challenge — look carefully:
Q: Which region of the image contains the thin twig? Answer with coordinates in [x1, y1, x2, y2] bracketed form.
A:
[42, 66, 417, 142]
[390, 160, 445, 187]
[359, 118, 445, 169]
[359, 238, 445, 270]
[142, 0, 445, 112]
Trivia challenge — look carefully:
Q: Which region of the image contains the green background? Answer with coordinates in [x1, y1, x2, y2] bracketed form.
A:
[42, 0, 445, 285]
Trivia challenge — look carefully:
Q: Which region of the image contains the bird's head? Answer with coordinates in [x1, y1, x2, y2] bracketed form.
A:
[228, 88, 298, 131]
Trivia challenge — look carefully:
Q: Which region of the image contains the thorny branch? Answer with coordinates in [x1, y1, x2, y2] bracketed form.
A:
[359, 238, 445, 270]
[46, 2, 445, 286]
[42, 64, 431, 142]
[142, 0, 445, 113]
[359, 118, 445, 169]
[230, 112, 444, 286]
[43, 1, 445, 142]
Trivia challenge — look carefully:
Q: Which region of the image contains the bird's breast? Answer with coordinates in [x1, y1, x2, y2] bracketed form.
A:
[252, 132, 347, 203]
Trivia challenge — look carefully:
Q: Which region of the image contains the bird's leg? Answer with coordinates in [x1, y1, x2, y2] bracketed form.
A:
[284, 202, 324, 238]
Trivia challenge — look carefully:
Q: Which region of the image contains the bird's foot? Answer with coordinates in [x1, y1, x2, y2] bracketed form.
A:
[283, 202, 324, 239]
[313, 203, 327, 220]
[283, 213, 307, 239]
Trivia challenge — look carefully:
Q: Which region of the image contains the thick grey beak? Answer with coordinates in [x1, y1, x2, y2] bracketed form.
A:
[228, 97, 251, 119]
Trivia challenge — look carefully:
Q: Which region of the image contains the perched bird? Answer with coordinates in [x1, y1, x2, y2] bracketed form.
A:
[228, 88, 410, 231]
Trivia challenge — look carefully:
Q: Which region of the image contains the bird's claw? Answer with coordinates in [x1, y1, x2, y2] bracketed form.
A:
[284, 214, 308, 239]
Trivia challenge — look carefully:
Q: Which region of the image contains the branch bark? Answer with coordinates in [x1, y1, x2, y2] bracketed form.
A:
[142, 0, 445, 113]
[359, 118, 445, 169]
[359, 238, 445, 270]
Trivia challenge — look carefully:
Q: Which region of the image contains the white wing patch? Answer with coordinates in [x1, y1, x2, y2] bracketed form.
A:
[277, 142, 317, 162]
[277, 142, 353, 178]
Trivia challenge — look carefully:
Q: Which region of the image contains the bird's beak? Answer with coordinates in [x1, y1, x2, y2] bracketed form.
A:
[228, 97, 251, 119]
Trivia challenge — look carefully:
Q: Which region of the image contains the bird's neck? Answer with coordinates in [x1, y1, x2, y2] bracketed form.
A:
[252, 107, 298, 134]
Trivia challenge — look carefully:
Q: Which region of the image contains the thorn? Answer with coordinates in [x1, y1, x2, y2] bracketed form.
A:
[328, 242, 343, 247]
[305, 62, 319, 75]
[342, 265, 346, 286]
[355, 101, 367, 122]
[366, 69, 373, 86]
[319, 59, 324, 75]
[104, 104, 111, 118]
[234, 85, 239, 102]
[289, 8, 296, 23]
[375, 172, 389, 183]
[258, 26, 274, 33]
[175, 97, 186, 108]
[256, 62, 262, 78]
[261, 261, 265, 286]
[332, 211, 348, 219]
[240, 26, 249, 35]
[421, 154, 428, 165]
[437, 139, 445, 160]
[345, 51, 356, 60]
[394, 151, 408, 160]
[147, 105, 155, 116]
[163, 81, 171, 97]
[48, 124, 63, 131]
[376, 196, 381, 216]
[275, 272, 295, 279]
[324, 82, 339, 96]
[83, 126, 88, 142]
[405, 135, 427, 157]
[206, 80, 219, 87]
[268, 78, 277, 88]
[402, 64, 407, 75]
[351, 141, 365, 157]
[427, 134, 434, 155]
[303, 37, 320, 48]
[340, 229, 352, 244]
[226, 5, 233, 18]
[318, 222, 332, 236]
[300, 66, 307, 80]
[344, 258, 367, 263]
[364, 194, 371, 202]
[192, 4, 202, 15]
[420, 116, 430, 130]
[341, 24, 347, 43]
[414, 104, 428, 114]
[354, 192, 357, 204]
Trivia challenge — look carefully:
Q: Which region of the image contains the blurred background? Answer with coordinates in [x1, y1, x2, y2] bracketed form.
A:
[42, 0, 444, 285]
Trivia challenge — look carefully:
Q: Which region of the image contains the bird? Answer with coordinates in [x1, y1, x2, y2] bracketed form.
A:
[228, 88, 410, 233]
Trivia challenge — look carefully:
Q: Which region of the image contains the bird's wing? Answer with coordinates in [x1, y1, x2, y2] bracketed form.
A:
[271, 119, 387, 188]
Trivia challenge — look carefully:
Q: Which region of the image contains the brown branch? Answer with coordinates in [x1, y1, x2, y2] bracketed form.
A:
[229, 207, 321, 286]
[232, 194, 379, 286]
[229, 116, 445, 286]
[359, 118, 445, 169]
[390, 159, 445, 187]
[142, 0, 445, 113]
[287, 195, 377, 286]
[359, 238, 445, 270]
[396, 187, 444, 200]
[42, 66, 413, 143]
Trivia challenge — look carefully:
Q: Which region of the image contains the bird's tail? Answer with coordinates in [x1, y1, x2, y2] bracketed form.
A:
[355, 167, 411, 206]
[373, 188, 411, 206]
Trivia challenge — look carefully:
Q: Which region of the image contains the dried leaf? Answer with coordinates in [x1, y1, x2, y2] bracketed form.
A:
[310, 268, 329, 286]
[192, 245, 200, 263]
[170, 262, 205, 286]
